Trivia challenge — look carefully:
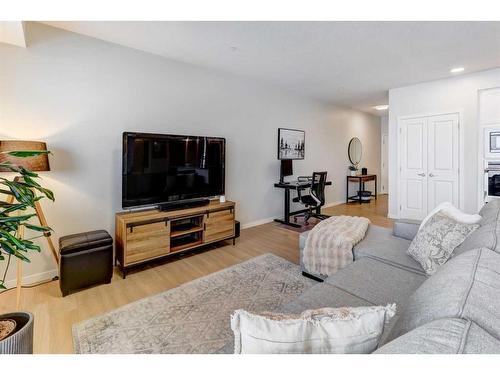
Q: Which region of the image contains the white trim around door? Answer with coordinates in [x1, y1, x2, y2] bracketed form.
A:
[397, 110, 464, 220]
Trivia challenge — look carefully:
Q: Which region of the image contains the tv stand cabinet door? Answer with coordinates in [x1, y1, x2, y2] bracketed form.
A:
[204, 209, 235, 243]
[125, 220, 170, 265]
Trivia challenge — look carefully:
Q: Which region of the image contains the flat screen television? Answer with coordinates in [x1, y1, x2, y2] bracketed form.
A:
[122, 132, 225, 209]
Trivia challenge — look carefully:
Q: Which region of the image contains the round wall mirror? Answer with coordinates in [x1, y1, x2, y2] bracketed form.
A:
[348, 137, 362, 165]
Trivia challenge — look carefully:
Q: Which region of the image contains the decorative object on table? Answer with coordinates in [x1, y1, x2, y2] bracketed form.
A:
[357, 190, 372, 203]
[361, 167, 368, 175]
[278, 128, 305, 160]
[348, 165, 358, 176]
[219, 195, 226, 203]
[0, 319, 16, 340]
[231, 304, 396, 354]
[72, 253, 315, 354]
[303, 215, 370, 277]
[407, 211, 479, 275]
[348, 137, 362, 170]
[0, 141, 55, 309]
[59, 230, 113, 296]
[0, 312, 34, 354]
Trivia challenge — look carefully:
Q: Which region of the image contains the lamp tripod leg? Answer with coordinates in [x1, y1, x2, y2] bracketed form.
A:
[34, 200, 59, 266]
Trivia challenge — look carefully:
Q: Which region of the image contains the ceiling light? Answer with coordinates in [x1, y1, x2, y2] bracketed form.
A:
[374, 105, 389, 111]
[450, 67, 465, 74]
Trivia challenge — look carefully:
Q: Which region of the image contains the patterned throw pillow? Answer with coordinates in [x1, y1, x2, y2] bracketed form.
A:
[231, 304, 396, 354]
[408, 211, 479, 275]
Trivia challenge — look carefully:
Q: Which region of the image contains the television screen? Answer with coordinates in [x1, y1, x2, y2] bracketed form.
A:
[122, 132, 225, 208]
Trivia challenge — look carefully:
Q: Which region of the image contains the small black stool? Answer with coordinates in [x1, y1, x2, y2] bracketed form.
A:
[59, 230, 113, 297]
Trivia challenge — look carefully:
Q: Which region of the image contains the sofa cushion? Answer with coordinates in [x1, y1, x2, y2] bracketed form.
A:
[354, 225, 425, 275]
[299, 231, 309, 251]
[454, 200, 500, 256]
[375, 318, 470, 354]
[231, 305, 396, 354]
[385, 247, 500, 344]
[463, 322, 500, 354]
[216, 282, 377, 354]
[407, 212, 479, 275]
[325, 257, 426, 308]
[280, 278, 398, 346]
[281, 282, 373, 314]
[392, 220, 420, 241]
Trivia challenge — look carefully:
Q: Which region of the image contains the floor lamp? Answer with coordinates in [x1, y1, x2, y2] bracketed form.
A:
[0, 140, 58, 308]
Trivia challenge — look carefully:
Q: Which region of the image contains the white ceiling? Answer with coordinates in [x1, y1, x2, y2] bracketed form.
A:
[42, 21, 500, 115]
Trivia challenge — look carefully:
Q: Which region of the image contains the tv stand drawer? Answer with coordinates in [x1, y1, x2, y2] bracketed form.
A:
[125, 220, 170, 265]
[204, 208, 235, 243]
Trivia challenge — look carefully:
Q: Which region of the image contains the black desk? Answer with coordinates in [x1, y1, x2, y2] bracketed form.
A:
[274, 180, 332, 228]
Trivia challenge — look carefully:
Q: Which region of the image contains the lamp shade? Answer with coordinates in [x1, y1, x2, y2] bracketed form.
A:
[0, 140, 50, 172]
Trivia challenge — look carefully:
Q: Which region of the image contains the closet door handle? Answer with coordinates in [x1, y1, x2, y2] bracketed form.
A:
[429, 173, 436, 177]
[417, 173, 426, 177]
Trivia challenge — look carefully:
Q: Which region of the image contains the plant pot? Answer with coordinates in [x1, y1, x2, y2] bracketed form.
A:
[350, 171, 357, 176]
[0, 312, 34, 354]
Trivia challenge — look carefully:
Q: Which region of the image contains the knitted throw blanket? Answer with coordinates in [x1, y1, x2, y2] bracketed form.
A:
[303, 215, 370, 277]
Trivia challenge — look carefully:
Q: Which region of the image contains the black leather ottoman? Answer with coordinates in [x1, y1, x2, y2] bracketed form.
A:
[59, 230, 113, 297]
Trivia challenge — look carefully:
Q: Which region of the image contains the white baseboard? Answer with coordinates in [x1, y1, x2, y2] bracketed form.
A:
[3, 268, 58, 290]
[241, 200, 345, 229]
[241, 217, 275, 229]
[2, 201, 347, 286]
[323, 200, 345, 208]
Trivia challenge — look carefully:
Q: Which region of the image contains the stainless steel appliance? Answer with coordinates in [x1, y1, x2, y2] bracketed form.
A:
[484, 161, 500, 202]
[484, 126, 500, 159]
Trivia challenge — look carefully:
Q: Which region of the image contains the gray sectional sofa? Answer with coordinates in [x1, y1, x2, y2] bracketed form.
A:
[289, 199, 500, 353]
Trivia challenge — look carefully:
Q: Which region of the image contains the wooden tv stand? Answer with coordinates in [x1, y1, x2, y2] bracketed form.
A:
[115, 200, 236, 278]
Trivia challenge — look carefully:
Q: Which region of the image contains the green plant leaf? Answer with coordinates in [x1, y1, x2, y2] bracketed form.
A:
[0, 229, 26, 250]
[0, 213, 36, 223]
[0, 282, 6, 290]
[34, 186, 55, 201]
[3, 150, 50, 158]
[0, 240, 16, 255]
[0, 150, 54, 270]
[1, 203, 28, 215]
[23, 223, 52, 232]
[0, 188, 14, 196]
[23, 241, 41, 252]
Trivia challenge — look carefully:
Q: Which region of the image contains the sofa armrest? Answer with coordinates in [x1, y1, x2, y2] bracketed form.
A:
[392, 220, 420, 241]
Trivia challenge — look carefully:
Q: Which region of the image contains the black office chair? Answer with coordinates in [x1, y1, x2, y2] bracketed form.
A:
[293, 171, 330, 224]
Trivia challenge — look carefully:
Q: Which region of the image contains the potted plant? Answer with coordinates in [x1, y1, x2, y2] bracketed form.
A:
[348, 165, 358, 176]
[0, 150, 54, 354]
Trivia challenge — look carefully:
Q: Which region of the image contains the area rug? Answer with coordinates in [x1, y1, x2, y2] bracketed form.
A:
[72, 253, 316, 354]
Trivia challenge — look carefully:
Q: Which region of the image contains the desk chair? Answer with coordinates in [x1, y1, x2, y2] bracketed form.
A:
[292, 171, 330, 224]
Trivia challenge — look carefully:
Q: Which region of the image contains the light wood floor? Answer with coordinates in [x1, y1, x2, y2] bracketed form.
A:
[0, 195, 391, 353]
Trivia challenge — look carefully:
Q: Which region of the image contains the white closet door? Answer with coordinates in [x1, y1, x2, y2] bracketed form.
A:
[399, 117, 428, 220]
[427, 113, 460, 209]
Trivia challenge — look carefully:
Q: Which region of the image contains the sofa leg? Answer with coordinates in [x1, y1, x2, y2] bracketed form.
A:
[302, 271, 324, 282]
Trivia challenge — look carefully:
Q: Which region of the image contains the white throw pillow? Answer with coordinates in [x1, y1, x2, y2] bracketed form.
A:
[419, 202, 481, 230]
[409, 211, 479, 275]
[230, 304, 396, 354]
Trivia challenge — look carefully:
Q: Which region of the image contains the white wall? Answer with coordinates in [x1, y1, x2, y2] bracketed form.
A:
[380, 116, 388, 194]
[0, 23, 380, 286]
[388, 67, 500, 218]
